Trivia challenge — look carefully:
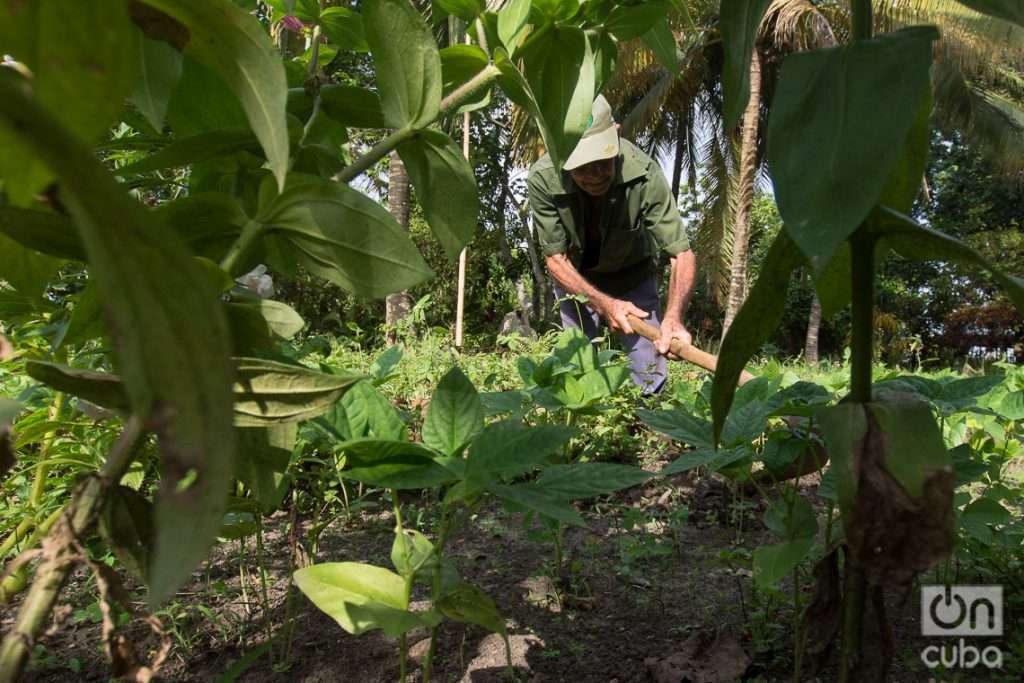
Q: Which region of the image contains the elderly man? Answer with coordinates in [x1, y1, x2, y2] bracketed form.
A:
[527, 95, 696, 394]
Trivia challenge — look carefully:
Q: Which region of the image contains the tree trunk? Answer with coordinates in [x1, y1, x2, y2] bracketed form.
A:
[518, 200, 552, 326]
[385, 152, 412, 339]
[721, 48, 763, 341]
[805, 290, 822, 364]
[670, 118, 685, 201]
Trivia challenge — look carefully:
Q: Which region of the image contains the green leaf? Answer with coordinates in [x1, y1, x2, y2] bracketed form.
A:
[115, 128, 261, 176]
[767, 27, 938, 270]
[137, 0, 291, 189]
[0, 72, 237, 607]
[878, 88, 932, 214]
[606, 1, 667, 41]
[318, 85, 388, 128]
[0, 0, 139, 202]
[479, 390, 527, 416]
[812, 244, 852, 319]
[519, 26, 596, 170]
[437, 583, 506, 635]
[722, 399, 771, 446]
[390, 529, 436, 577]
[763, 494, 818, 541]
[341, 439, 458, 489]
[867, 397, 951, 498]
[434, 0, 486, 21]
[293, 562, 441, 636]
[869, 208, 1024, 314]
[397, 130, 480, 260]
[363, 0, 442, 129]
[131, 37, 184, 131]
[497, 0, 531, 50]
[440, 45, 492, 115]
[225, 299, 306, 348]
[340, 380, 407, 441]
[99, 486, 154, 583]
[753, 538, 814, 589]
[495, 47, 563, 169]
[236, 423, 295, 513]
[422, 367, 484, 457]
[0, 207, 85, 261]
[0, 234, 64, 300]
[954, 1, 1024, 27]
[950, 444, 988, 485]
[711, 231, 804, 444]
[490, 483, 584, 526]
[637, 408, 713, 449]
[0, 398, 23, 431]
[640, 18, 679, 76]
[320, 6, 369, 51]
[464, 422, 575, 492]
[25, 362, 131, 412]
[532, 0, 581, 22]
[166, 58, 249, 136]
[720, 0, 771, 130]
[257, 179, 434, 298]
[997, 391, 1024, 420]
[266, 0, 320, 22]
[535, 463, 651, 500]
[369, 347, 403, 384]
[659, 449, 721, 476]
[959, 496, 1011, 542]
[156, 194, 250, 263]
[814, 404, 866, 515]
[233, 358, 363, 426]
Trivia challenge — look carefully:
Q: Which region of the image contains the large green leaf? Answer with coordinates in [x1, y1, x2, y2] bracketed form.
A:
[390, 529, 436, 577]
[318, 85, 388, 128]
[640, 17, 679, 76]
[166, 57, 249, 136]
[0, 207, 85, 261]
[606, 1, 667, 41]
[490, 483, 584, 526]
[495, 47, 562, 169]
[497, 0, 531, 50]
[440, 44, 492, 115]
[115, 128, 260, 176]
[520, 26, 596, 170]
[293, 562, 441, 636]
[225, 299, 306, 349]
[535, 463, 651, 500]
[233, 358, 363, 426]
[867, 397, 951, 498]
[257, 179, 434, 298]
[0, 235, 64, 300]
[320, 6, 369, 52]
[99, 486, 154, 583]
[131, 37, 184, 131]
[136, 0, 290, 189]
[157, 193, 249, 262]
[637, 408, 714, 449]
[339, 380, 407, 441]
[711, 231, 804, 444]
[25, 362, 132, 412]
[0, 0, 139, 203]
[869, 208, 1024, 314]
[720, 0, 772, 130]
[341, 439, 458, 489]
[397, 130, 479, 260]
[236, 423, 295, 513]
[434, 0, 485, 21]
[464, 422, 575, 492]
[0, 71, 236, 606]
[422, 367, 484, 457]
[753, 538, 814, 589]
[815, 403, 868, 514]
[955, 0, 1024, 27]
[437, 583, 506, 635]
[763, 494, 818, 541]
[363, 0, 442, 129]
[767, 27, 938, 270]
[959, 496, 1011, 542]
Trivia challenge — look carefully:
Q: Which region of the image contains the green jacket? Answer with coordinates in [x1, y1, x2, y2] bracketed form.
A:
[527, 139, 690, 296]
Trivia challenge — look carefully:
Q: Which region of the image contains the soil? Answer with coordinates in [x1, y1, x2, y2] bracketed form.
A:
[2, 465, 1007, 683]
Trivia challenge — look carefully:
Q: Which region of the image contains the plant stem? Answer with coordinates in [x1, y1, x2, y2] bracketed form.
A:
[423, 505, 453, 683]
[851, 0, 873, 42]
[220, 220, 265, 276]
[392, 491, 411, 683]
[332, 64, 500, 184]
[29, 391, 66, 508]
[0, 418, 143, 683]
[849, 229, 875, 404]
[792, 567, 804, 683]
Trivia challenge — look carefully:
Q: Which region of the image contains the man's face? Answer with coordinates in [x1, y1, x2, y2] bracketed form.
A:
[570, 157, 615, 196]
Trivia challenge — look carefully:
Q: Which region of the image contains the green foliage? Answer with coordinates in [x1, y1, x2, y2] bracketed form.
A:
[719, 0, 773, 130]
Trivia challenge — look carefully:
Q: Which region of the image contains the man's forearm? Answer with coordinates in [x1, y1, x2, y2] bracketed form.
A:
[663, 250, 696, 322]
[545, 253, 613, 310]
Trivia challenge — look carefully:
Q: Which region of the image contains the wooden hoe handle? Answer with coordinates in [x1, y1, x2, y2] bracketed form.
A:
[626, 314, 756, 386]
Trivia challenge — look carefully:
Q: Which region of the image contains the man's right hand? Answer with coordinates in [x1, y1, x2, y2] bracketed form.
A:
[596, 297, 648, 335]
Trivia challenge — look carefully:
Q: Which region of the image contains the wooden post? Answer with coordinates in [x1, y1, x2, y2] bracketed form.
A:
[454, 36, 471, 348]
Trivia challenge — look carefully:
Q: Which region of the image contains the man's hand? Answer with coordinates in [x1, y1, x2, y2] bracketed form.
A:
[656, 316, 692, 359]
[596, 297, 648, 335]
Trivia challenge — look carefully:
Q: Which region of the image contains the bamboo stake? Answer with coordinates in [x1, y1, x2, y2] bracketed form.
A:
[454, 34, 472, 349]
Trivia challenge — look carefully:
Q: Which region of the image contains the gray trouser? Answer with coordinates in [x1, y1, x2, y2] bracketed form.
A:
[556, 277, 667, 395]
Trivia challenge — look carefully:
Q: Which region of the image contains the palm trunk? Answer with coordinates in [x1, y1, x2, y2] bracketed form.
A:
[385, 152, 412, 340]
[670, 118, 685, 201]
[805, 290, 822, 364]
[722, 48, 763, 340]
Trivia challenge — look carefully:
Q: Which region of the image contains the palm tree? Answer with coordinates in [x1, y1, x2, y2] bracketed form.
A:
[385, 151, 413, 339]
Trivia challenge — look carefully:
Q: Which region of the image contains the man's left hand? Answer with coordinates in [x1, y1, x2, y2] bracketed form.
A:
[655, 317, 692, 360]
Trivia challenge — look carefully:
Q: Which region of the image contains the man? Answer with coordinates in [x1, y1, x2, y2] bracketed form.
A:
[527, 95, 696, 394]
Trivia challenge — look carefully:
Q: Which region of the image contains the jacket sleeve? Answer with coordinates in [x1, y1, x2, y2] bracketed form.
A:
[527, 169, 570, 257]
